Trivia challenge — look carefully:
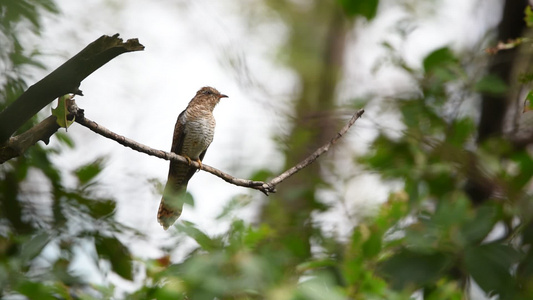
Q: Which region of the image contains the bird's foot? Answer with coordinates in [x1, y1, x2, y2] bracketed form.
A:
[196, 159, 203, 171]
[183, 155, 192, 165]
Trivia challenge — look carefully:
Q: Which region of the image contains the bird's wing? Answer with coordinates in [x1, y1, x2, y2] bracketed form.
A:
[158, 111, 194, 229]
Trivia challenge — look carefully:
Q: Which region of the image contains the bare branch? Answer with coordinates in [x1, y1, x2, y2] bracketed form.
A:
[0, 116, 61, 163]
[73, 108, 365, 195]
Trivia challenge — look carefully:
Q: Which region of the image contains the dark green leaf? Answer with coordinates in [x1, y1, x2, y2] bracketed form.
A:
[87, 199, 116, 218]
[465, 243, 519, 297]
[362, 229, 382, 258]
[338, 0, 379, 20]
[73, 157, 106, 185]
[379, 249, 452, 289]
[250, 169, 273, 182]
[460, 205, 497, 244]
[16, 280, 56, 300]
[474, 74, 507, 96]
[19, 232, 50, 264]
[95, 235, 133, 280]
[446, 117, 475, 146]
[423, 47, 456, 73]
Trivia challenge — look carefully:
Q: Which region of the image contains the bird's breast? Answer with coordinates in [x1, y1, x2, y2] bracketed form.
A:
[182, 113, 216, 159]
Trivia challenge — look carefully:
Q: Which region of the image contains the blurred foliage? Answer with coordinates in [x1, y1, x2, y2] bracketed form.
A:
[2, 0, 533, 300]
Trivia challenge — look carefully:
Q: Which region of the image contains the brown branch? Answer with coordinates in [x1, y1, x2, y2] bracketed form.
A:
[73, 108, 364, 195]
[0, 116, 60, 163]
[0, 34, 144, 144]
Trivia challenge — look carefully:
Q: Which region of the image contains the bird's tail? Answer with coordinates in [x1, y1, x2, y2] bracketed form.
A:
[157, 185, 188, 230]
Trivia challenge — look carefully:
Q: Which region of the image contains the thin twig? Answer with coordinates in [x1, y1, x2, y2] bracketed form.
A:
[268, 109, 365, 187]
[73, 108, 364, 195]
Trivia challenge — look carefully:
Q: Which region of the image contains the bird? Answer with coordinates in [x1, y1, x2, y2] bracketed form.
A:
[158, 86, 228, 230]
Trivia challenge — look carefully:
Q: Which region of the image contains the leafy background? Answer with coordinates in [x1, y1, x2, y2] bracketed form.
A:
[1, 0, 533, 299]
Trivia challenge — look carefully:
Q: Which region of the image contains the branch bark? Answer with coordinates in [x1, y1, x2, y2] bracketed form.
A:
[73, 108, 365, 195]
[0, 34, 144, 144]
[0, 115, 60, 163]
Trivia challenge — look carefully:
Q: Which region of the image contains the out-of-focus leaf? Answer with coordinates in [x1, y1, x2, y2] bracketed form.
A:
[525, 6, 533, 27]
[474, 74, 507, 96]
[19, 232, 50, 264]
[378, 249, 452, 290]
[446, 117, 475, 146]
[73, 157, 106, 185]
[250, 169, 273, 182]
[243, 224, 272, 248]
[423, 47, 456, 73]
[176, 221, 221, 251]
[95, 235, 133, 280]
[460, 205, 497, 244]
[465, 243, 519, 298]
[360, 135, 415, 179]
[508, 150, 533, 191]
[296, 259, 336, 273]
[54, 131, 75, 148]
[16, 280, 56, 300]
[52, 282, 73, 300]
[154, 277, 187, 300]
[338, 0, 379, 20]
[67, 191, 116, 219]
[432, 193, 469, 229]
[362, 227, 382, 258]
[296, 273, 346, 300]
[88, 199, 116, 218]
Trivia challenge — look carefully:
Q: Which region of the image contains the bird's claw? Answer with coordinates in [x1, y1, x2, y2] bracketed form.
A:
[196, 159, 203, 171]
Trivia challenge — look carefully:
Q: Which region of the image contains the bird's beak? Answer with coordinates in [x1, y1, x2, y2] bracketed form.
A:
[219, 94, 228, 99]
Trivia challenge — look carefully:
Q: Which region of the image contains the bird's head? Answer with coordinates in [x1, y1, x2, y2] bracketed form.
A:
[190, 86, 228, 111]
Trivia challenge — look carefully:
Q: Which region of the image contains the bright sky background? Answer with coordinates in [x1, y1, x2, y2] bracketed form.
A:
[24, 0, 503, 293]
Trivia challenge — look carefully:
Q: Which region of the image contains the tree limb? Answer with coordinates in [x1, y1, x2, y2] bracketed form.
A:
[0, 115, 60, 163]
[73, 108, 365, 195]
[0, 34, 144, 144]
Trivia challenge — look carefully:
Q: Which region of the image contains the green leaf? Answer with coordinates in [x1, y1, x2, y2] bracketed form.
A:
[423, 47, 456, 73]
[95, 235, 133, 280]
[51, 94, 75, 129]
[20, 232, 51, 264]
[338, 0, 379, 20]
[474, 74, 507, 96]
[460, 205, 497, 244]
[362, 229, 382, 258]
[446, 117, 475, 146]
[464, 243, 519, 297]
[243, 224, 272, 248]
[250, 169, 273, 182]
[16, 280, 56, 300]
[54, 131, 75, 148]
[176, 221, 221, 251]
[379, 249, 452, 290]
[73, 157, 106, 185]
[525, 6, 533, 27]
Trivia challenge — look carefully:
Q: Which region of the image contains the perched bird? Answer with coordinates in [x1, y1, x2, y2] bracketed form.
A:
[158, 86, 228, 230]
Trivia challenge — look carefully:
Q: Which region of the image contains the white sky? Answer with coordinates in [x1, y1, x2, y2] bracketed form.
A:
[23, 0, 503, 294]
